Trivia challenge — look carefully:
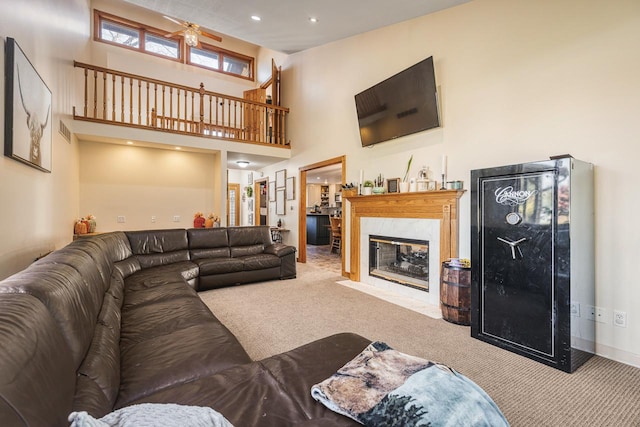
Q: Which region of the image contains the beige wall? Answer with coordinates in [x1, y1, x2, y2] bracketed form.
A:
[0, 0, 90, 279]
[266, 0, 640, 365]
[79, 141, 218, 230]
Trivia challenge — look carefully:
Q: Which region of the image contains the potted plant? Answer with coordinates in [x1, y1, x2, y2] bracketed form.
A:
[400, 155, 413, 192]
[362, 180, 374, 195]
[373, 174, 385, 194]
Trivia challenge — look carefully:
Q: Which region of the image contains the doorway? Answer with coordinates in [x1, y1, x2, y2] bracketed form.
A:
[254, 178, 268, 225]
[227, 183, 240, 226]
[298, 156, 346, 276]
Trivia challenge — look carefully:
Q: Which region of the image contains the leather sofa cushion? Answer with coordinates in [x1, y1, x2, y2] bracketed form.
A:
[265, 243, 296, 257]
[130, 260, 199, 281]
[188, 228, 229, 249]
[240, 254, 281, 271]
[117, 321, 252, 408]
[94, 231, 133, 262]
[0, 294, 76, 427]
[134, 250, 190, 269]
[190, 247, 231, 260]
[227, 225, 272, 246]
[231, 244, 264, 258]
[196, 257, 244, 275]
[122, 333, 370, 427]
[0, 263, 103, 367]
[126, 229, 189, 254]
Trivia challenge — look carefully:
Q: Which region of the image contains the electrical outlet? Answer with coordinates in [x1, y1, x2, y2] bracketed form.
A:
[585, 305, 595, 321]
[117, 215, 125, 223]
[614, 310, 627, 328]
[595, 307, 609, 324]
[173, 215, 181, 222]
[570, 301, 580, 317]
[151, 216, 156, 223]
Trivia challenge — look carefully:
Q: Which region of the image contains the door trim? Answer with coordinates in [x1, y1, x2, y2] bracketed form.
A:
[298, 156, 346, 276]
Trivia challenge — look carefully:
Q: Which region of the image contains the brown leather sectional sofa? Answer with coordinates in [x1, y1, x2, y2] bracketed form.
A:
[0, 226, 368, 427]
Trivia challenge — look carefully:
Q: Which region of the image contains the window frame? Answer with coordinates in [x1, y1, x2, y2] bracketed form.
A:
[94, 9, 255, 81]
[187, 42, 254, 81]
[95, 10, 183, 62]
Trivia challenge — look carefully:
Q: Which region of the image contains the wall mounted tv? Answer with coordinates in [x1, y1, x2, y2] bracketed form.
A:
[355, 56, 440, 148]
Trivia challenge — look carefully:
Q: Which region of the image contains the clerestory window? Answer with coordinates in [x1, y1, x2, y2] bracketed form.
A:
[94, 10, 254, 80]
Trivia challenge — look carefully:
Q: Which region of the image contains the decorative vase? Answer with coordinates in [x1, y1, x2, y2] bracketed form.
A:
[74, 221, 87, 235]
[372, 186, 385, 194]
[362, 187, 373, 195]
[87, 218, 97, 233]
[399, 182, 410, 193]
[193, 216, 205, 228]
[409, 179, 417, 192]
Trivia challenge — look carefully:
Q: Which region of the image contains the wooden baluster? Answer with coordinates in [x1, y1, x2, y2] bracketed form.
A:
[176, 88, 180, 131]
[208, 95, 212, 135]
[146, 81, 150, 126]
[82, 68, 88, 117]
[154, 83, 158, 127]
[120, 75, 125, 123]
[138, 80, 141, 125]
[102, 71, 107, 120]
[93, 70, 98, 118]
[112, 74, 116, 121]
[169, 87, 173, 129]
[129, 77, 133, 123]
[161, 85, 166, 128]
[199, 83, 205, 134]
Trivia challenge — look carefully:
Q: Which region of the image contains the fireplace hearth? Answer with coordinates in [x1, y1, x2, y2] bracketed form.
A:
[369, 235, 429, 292]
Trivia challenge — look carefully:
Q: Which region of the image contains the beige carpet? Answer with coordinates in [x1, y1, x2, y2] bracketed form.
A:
[199, 263, 640, 427]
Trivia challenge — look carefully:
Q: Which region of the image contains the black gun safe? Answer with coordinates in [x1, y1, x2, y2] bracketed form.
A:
[471, 157, 594, 372]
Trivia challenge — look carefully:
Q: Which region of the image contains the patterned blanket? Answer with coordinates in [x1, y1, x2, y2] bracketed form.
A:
[311, 342, 509, 427]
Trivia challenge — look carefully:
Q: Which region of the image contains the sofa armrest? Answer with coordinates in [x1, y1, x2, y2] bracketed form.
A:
[265, 243, 296, 257]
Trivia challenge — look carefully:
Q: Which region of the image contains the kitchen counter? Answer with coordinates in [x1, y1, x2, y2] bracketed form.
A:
[306, 214, 330, 245]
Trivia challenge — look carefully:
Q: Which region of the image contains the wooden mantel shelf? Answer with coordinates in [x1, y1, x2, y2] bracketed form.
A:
[345, 190, 465, 282]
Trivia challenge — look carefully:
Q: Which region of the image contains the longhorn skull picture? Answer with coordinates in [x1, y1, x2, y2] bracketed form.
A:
[4, 38, 52, 172]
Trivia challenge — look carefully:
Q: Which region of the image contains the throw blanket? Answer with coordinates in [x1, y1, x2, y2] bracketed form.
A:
[311, 342, 509, 427]
[68, 403, 234, 427]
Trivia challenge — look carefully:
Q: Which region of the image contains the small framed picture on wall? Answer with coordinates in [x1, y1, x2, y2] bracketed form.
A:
[276, 169, 286, 188]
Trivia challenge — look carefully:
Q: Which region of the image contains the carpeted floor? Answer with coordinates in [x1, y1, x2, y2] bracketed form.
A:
[199, 262, 640, 427]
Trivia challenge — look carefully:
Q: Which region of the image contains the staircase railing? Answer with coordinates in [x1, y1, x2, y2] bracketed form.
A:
[73, 61, 289, 147]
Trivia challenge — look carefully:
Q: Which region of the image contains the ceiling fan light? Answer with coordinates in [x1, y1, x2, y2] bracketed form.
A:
[184, 28, 198, 47]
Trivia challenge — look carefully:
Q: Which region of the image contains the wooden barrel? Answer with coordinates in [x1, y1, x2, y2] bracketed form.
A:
[440, 262, 471, 325]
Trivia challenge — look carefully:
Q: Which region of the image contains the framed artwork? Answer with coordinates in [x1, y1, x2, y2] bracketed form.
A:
[286, 176, 295, 200]
[248, 198, 254, 211]
[247, 172, 253, 184]
[269, 180, 276, 202]
[276, 189, 286, 215]
[4, 38, 52, 172]
[387, 178, 401, 193]
[275, 169, 286, 188]
[248, 213, 254, 225]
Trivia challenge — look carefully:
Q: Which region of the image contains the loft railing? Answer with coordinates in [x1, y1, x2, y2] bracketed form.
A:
[73, 61, 289, 147]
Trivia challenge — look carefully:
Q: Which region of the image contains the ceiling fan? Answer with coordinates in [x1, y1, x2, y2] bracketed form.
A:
[163, 16, 222, 48]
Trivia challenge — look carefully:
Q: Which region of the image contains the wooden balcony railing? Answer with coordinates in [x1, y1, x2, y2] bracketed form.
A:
[73, 61, 289, 147]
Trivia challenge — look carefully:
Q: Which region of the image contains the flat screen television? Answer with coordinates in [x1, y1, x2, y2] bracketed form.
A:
[354, 56, 439, 147]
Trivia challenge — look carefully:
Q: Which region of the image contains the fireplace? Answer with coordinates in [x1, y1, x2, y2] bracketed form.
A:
[369, 235, 429, 291]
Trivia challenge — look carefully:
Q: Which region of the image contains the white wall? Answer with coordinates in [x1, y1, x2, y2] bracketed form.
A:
[271, 0, 640, 365]
[0, 0, 91, 279]
[79, 141, 219, 230]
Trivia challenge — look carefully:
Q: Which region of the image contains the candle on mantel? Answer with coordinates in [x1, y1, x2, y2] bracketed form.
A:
[359, 169, 364, 185]
[441, 155, 447, 177]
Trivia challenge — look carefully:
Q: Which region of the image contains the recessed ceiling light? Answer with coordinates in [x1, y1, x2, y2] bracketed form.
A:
[175, 147, 181, 150]
[126, 141, 134, 145]
[251, 15, 261, 21]
[236, 160, 250, 168]
[309, 17, 318, 23]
